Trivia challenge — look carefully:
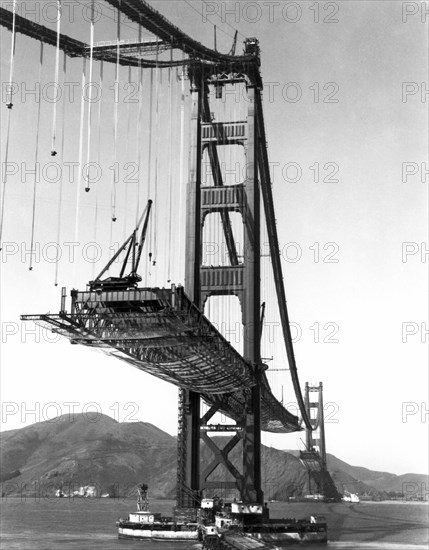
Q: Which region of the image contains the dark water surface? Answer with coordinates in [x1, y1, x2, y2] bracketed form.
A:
[1, 498, 428, 549]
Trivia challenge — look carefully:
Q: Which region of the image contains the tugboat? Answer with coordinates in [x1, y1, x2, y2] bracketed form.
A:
[117, 484, 200, 541]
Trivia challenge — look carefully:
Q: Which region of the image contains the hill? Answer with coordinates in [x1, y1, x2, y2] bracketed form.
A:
[0, 414, 177, 498]
[1, 414, 427, 500]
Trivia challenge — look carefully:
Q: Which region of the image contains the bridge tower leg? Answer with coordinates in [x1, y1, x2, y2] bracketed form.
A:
[177, 66, 263, 507]
[177, 76, 203, 509]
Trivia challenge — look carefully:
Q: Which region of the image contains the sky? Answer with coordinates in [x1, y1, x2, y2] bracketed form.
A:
[0, 0, 428, 477]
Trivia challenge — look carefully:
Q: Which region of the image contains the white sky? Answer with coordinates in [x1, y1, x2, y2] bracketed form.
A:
[0, 0, 428, 476]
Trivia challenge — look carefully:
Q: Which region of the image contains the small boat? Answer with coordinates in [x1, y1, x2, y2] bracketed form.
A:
[117, 484, 200, 541]
[304, 493, 326, 501]
[342, 491, 360, 503]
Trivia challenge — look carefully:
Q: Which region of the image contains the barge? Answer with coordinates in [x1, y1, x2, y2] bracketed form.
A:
[118, 487, 327, 545]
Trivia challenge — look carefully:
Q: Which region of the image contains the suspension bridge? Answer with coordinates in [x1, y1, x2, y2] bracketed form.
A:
[1, 0, 334, 508]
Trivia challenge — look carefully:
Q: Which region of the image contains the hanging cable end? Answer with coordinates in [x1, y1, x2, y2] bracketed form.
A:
[6, 103, 13, 110]
[51, 150, 57, 157]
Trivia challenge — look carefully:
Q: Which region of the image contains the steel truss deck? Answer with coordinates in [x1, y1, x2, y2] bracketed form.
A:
[22, 286, 300, 434]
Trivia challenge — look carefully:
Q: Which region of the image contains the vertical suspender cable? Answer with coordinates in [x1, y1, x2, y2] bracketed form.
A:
[111, 0, 121, 222]
[92, 60, 104, 279]
[29, 41, 44, 271]
[74, 57, 87, 255]
[123, 65, 132, 241]
[135, 19, 143, 226]
[6, 0, 17, 109]
[152, 40, 160, 269]
[85, 0, 95, 192]
[178, 52, 185, 281]
[0, 0, 17, 247]
[51, 0, 61, 156]
[167, 53, 174, 282]
[54, 52, 67, 286]
[145, 68, 154, 283]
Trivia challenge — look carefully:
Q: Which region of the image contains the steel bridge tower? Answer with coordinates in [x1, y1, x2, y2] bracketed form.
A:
[300, 382, 340, 499]
[177, 40, 263, 508]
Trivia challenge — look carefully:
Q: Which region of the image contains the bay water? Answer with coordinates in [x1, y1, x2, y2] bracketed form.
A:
[1, 498, 428, 549]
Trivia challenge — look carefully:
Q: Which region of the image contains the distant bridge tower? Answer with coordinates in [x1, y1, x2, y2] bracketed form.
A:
[305, 382, 326, 468]
[177, 39, 263, 508]
[300, 382, 340, 499]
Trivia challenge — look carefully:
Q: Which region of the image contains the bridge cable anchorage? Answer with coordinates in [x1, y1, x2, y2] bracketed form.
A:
[29, 40, 44, 272]
[54, 51, 67, 287]
[50, 0, 61, 157]
[85, 0, 96, 193]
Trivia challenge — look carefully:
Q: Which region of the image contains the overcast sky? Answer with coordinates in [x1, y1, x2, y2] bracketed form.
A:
[0, 0, 428, 476]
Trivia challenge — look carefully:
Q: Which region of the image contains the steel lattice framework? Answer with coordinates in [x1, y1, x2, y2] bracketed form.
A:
[22, 286, 299, 433]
